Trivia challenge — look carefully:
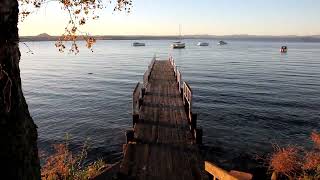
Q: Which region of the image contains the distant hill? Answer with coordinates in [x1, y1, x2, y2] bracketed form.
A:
[36, 33, 51, 38]
[20, 33, 57, 41]
[20, 33, 320, 42]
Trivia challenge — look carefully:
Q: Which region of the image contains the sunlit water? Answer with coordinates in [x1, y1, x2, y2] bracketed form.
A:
[20, 40, 320, 166]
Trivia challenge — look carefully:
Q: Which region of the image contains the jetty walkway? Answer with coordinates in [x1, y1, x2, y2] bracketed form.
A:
[120, 57, 204, 180]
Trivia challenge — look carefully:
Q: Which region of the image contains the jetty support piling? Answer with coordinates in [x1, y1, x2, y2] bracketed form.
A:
[195, 128, 203, 144]
[125, 129, 134, 144]
[191, 113, 198, 131]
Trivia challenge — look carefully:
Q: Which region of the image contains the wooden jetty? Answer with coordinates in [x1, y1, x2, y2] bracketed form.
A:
[94, 57, 253, 180]
[120, 57, 204, 180]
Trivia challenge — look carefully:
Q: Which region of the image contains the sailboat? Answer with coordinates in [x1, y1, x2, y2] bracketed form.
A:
[171, 25, 185, 49]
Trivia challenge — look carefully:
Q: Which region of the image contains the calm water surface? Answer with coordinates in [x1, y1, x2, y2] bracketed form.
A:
[20, 40, 320, 165]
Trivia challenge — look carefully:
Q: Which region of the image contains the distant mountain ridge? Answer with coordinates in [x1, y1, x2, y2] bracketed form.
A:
[20, 33, 320, 42]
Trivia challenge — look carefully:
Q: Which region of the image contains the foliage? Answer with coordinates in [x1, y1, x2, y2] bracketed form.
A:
[41, 136, 107, 180]
[18, 0, 132, 53]
[269, 131, 320, 180]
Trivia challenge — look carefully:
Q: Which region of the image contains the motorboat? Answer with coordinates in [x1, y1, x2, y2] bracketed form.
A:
[197, 42, 209, 46]
[172, 41, 186, 49]
[217, 40, 227, 45]
[132, 42, 145, 46]
[280, 46, 288, 53]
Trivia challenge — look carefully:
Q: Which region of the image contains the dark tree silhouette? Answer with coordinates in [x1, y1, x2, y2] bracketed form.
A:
[0, 0, 131, 179]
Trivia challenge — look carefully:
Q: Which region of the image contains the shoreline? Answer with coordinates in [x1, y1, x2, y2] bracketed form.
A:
[20, 35, 320, 43]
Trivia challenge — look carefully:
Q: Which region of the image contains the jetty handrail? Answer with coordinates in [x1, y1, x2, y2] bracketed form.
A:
[177, 69, 182, 93]
[149, 57, 156, 70]
[183, 82, 192, 119]
[132, 82, 143, 115]
[169, 56, 177, 75]
[205, 161, 239, 180]
[169, 56, 174, 66]
[143, 57, 156, 87]
[169, 59, 201, 144]
[143, 70, 150, 87]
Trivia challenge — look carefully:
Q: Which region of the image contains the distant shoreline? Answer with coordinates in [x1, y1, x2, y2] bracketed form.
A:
[20, 34, 320, 42]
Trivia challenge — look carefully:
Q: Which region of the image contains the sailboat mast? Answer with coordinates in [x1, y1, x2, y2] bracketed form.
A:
[179, 24, 181, 40]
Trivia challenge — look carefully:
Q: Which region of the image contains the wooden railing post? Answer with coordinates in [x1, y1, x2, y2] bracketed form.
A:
[141, 87, 145, 98]
[191, 113, 197, 130]
[195, 128, 202, 144]
[126, 129, 134, 143]
[132, 114, 139, 126]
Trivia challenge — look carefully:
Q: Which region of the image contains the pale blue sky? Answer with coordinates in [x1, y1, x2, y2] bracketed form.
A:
[19, 0, 320, 36]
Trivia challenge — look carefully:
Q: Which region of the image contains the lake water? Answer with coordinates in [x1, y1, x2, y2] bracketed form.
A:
[20, 40, 320, 167]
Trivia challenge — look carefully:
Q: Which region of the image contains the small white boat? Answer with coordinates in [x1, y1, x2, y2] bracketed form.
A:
[217, 40, 227, 45]
[280, 46, 288, 53]
[197, 42, 209, 46]
[132, 42, 145, 46]
[172, 41, 185, 49]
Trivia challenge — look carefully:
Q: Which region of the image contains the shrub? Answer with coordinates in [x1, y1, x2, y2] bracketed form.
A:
[269, 131, 320, 180]
[41, 137, 107, 180]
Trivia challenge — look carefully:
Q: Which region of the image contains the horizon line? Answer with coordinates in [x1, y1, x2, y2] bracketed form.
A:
[21, 33, 320, 37]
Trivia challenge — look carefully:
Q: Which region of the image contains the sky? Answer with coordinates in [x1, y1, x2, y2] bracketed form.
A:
[19, 0, 320, 36]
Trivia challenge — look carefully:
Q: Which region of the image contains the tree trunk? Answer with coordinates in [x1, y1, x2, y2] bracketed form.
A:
[0, 0, 40, 179]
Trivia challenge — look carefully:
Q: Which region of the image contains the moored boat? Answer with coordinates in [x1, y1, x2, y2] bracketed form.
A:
[132, 42, 145, 46]
[171, 25, 185, 49]
[172, 41, 186, 49]
[197, 42, 209, 46]
[217, 40, 227, 45]
[280, 46, 288, 53]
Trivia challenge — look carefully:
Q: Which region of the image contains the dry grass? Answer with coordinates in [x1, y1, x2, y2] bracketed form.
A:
[269, 131, 320, 180]
[41, 138, 107, 180]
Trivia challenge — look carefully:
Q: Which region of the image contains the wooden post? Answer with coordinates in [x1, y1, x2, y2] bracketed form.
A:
[141, 87, 145, 98]
[126, 129, 134, 143]
[139, 99, 143, 108]
[122, 144, 127, 155]
[132, 114, 139, 126]
[184, 99, 190, 118]
[191, 113, 197, 130]
[194, 128, 203, 144]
